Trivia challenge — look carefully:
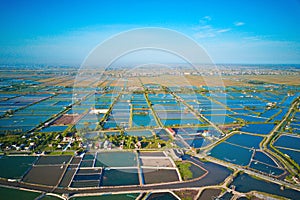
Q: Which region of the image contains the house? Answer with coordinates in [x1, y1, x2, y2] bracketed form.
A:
[157, 143, 161, 148]
[103, 140, 109, 149]
[166, 128, 176, 137]
[266, 102, 276, 108]
[89, 108, 109, 114]
[202, 130, 210, 137]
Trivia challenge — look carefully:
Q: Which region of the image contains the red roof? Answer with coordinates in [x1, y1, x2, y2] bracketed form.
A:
[167, 128, 175, 134]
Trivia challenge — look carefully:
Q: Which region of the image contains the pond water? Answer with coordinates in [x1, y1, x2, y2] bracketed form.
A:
[231, 173, 300, 199]
[0, 115, 49, 133]
[111, 110, 130, 118]
[103, 121, 118, 129]
[125, 130, 153, 137]
[201, 109, 234, 115]
[160, 118, 202, 126]
[73, 174, 101, 181]
[0, 156, 37, 179]
[59, 167, 76, 187]
[232, 114, 266, 122]
[40, 195, 63, 200]
[101, 168, 139, 186]
[227, 104, 245, 109]
[232, 109, 254, 115]
[156, 111, 195, 119]
[142, 168, 179, 184]
[204, 115, 235, 124]
[132, 114, 157, 127]
[95, 152, 137, 167]
[23, 165, 67, 186]
[274, 135, 300, 150]
[189, 162, 207, 179]
[40, 125, 68, 132]
[153, 105, 182, 111]
[184, 138, 211, 148]
[209, 142, 253, 166]
[146, 192, 178, 200]
[175, 126, 220, 137]
[271, 108, 289, 122]
[0, 186, 40, 200]
[276, 148, 300, 165]
[252, 151, 277, 166]
[82, 153, 95, 160]
[260, 109, 280, 118]
[104, 131, 120, 136]
[225, 133, 264, 149]
[133, 104, 149, 109]
[249, 161, 284, 176]
[240, 123, 275, 135]
[16, 107, 62, 115]
[71, 180, 100, 188]
[36, 155, 72, 165]
[70, 193, 140, 200]
[198, 189, 221, 200]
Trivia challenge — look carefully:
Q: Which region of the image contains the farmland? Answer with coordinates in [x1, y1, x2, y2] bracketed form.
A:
[0, 65, 299, 200]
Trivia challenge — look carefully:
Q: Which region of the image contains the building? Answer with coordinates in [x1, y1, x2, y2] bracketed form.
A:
[166, 128, 176, 137]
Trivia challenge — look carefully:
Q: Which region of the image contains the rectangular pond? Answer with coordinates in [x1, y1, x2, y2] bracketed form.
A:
[252, 151, 277, 167]
[101, 168, 139, 186]
[204, 115, 236, 124]
[273, 135, 300, 150]
[70, 193, 140, 200]
[276, 148, 300, 165]
[249, 161, 284, 176]
[160, 118, 202, 126]
[0, 186, 40, 200]
[23, 165, 67, 186]
[209, 142, 253, 166]
[35, 155, 72, 165]
[132, 114, 157, 127]
[240, 123, 275, 135]
[231, 173, 300, 199]
[0, 156, 37, 179]
[232, 114, 267, 122]
[225, 133, 264, 149]
[40, 125, 68, 133]
[142, 168, 179, 184]
[125, 130, 153, 137]
[95, 152, 137, 167]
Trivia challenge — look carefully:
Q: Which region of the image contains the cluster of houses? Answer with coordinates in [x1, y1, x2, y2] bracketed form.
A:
[0, 133, 83, 153]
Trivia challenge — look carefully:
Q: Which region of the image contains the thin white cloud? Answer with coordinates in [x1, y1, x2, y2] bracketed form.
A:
[234, 22, 245, 26]
[199, 16, 212, 25]
[217, 28, 231, 33]
[193, 25, 215, 39]
[243, 36, 261, 41]
[203, 16, 211, 21]
[193, 18, 231, 39]
[193, 31, 216, 39]
[193, 26, 231, 39]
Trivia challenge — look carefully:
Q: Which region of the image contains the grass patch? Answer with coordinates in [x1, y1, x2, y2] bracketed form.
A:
[175, 161, 192, 181]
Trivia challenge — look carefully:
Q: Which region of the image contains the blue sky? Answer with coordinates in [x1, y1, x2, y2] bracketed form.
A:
[0, 0, 300, 65]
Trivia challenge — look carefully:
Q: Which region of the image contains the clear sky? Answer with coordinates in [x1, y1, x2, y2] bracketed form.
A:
[0, 0, 299, 65]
